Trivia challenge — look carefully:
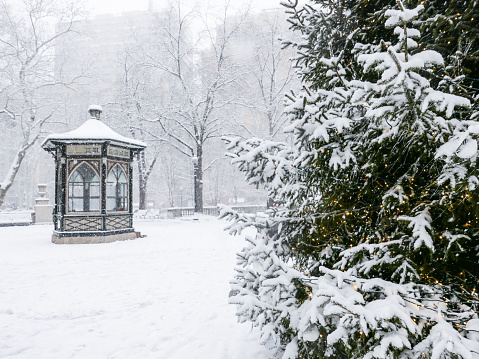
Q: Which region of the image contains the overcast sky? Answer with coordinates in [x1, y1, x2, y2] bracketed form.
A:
[86, 0, 284, 16]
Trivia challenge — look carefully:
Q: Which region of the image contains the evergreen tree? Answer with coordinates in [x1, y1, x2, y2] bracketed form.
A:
[352, 0, 479, 99]
[223, 1, 479, 358]
[283, 0, 357, 88]
[418, 0, 479, 96]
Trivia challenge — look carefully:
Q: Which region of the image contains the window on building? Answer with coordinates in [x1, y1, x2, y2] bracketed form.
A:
[107, 165, 127, 211]
[68, 163, 100, 212]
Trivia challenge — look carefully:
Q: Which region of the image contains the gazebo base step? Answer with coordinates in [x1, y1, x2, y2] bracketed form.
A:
[52, 231, 140, 244]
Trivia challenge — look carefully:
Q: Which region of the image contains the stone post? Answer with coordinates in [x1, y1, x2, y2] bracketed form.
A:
[34, 184, 54, 223]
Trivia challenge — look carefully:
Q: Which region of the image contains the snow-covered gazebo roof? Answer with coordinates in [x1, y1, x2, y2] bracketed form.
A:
[41, 106, 146, 150]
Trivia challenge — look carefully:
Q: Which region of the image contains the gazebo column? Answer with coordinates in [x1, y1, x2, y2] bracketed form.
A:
[54, 154, 59, 231]
[101, 143, 108, 231]
[129, 162, 133, 227]
[59, 148, 67, 232]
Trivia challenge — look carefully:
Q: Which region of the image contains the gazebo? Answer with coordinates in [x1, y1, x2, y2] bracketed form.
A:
[41, 105, 146, 244]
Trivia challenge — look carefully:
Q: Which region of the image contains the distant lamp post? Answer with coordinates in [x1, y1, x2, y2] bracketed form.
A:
[41, 105, 147, 244]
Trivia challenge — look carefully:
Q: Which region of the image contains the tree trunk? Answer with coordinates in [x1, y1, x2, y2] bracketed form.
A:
[137, 151, 148, 210]
[139, 178, 147, 210]
[194, 145, 203, 213]
[0, 146, 29, 208]
[267, 113, 274, 209]
[0, 188, 8, 209]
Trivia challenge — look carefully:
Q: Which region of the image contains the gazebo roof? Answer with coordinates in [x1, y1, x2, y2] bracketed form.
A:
[41, 118, 147, 150]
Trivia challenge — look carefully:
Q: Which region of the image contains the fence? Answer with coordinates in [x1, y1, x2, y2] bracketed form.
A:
[165, 205, 267, 219]
[0, 205, 268, 226]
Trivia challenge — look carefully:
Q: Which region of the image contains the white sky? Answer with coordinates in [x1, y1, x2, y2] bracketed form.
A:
[86, 0, 284, 16]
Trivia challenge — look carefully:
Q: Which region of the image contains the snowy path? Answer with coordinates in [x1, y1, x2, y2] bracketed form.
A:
[0, 217, 269, 359]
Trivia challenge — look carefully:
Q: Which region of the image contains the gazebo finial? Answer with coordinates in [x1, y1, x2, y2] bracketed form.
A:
[88, 104, 103, 120]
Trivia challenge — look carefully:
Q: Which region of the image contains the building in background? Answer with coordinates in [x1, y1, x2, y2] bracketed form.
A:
[53, 9, 165, 127]
[0, 5, 292, 210]
[51, 7, 192, 209]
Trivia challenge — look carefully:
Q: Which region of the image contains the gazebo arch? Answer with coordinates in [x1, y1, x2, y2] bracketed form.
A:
[68, 162, 100, 213]
[107, 164, 128, 212]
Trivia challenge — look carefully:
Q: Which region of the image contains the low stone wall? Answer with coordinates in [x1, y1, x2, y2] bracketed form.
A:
[0, 211, 34, 227]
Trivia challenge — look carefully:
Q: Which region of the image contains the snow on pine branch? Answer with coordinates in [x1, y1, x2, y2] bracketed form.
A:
[437, 163, 468, 188]
[354, 4, 470, 138]
[398, 206, 434, 251]
[436, 120, 479, 162]
[412, 320, 478, 359]
[296, 268, 478, 358]
[223, 137, 294, 195]
[384, 5, 424, 27]
[421, 88, 471, 118]
[218, 204, 284, 238]
[296, 268, 419, 357]
[383, 181, 409, 206]
[336, 240, 403, 275]
[229, 225, 301, 345]
[283, 89, 358, 173]
[435, 112, 478, 188]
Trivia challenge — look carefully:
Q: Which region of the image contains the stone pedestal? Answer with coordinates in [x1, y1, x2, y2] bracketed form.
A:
[34, 184, 53, 223]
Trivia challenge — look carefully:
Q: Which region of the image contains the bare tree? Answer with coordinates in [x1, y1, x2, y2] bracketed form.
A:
[110, 50, 164, 210]
[235, 9, 297, 140]
[0, 0, 84, 207]
[140, 1, 250, 213]
[220, 9, 298, 209]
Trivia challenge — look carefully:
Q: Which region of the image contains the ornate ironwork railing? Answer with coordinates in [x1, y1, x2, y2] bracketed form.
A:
[53, 213, 132, 232]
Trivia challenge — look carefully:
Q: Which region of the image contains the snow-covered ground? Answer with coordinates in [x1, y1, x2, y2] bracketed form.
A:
[0, 217, 270, 359]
